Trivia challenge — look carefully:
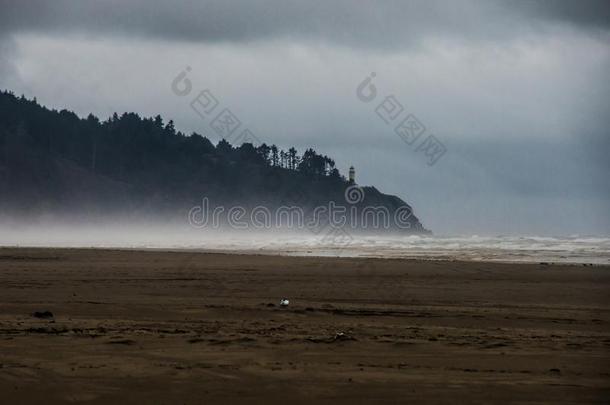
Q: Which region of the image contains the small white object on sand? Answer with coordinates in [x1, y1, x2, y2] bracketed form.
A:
[280, 299, 290, 307]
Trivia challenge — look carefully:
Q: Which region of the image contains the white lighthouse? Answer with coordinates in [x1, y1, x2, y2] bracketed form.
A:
[348, 166, 356, 184]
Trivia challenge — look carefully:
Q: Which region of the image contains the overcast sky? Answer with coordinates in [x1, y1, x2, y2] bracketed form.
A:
[1, 0, 609, 236]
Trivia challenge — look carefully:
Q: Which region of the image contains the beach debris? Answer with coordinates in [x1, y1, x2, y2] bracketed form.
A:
[279, 298, 290, 307]
[32, 311, 54, 319]
[333, 332, 356, 342]
[307, 331, 357, 343]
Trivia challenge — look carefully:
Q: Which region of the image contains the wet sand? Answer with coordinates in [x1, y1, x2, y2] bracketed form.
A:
[0, 247, 609, 404]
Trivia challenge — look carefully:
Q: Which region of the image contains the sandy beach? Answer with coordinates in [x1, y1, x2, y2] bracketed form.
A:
[0, 247, 609, 404]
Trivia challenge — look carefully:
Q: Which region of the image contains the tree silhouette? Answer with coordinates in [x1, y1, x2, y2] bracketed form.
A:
[0, 90, 428, 233]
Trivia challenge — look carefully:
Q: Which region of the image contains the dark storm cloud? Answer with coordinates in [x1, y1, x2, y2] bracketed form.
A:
[512, 0, 610, 30]
[0, 0, 609, 48]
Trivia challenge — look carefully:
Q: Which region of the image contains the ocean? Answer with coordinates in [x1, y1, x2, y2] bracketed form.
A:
[2, 225, 609, 265]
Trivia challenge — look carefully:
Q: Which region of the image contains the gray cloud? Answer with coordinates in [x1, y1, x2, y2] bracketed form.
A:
[0, 35, 16, 77]
[511, 0, 610, 30]
[1, 0, 609, 49]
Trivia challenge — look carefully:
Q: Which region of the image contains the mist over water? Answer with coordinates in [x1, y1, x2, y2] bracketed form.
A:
[2, 222, 609, 265]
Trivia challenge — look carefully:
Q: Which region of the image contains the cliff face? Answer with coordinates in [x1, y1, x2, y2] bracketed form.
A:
[0, 91, 429, 233]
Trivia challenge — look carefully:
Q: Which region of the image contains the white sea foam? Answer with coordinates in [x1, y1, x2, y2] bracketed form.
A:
[1, 224, 609, 264]
[241, 234, 610, 264]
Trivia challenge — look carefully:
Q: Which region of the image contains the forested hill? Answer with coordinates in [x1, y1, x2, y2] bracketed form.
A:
[0, 90, 428, 233]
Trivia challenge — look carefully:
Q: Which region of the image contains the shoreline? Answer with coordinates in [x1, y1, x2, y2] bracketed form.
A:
[1, 245, 608, 266]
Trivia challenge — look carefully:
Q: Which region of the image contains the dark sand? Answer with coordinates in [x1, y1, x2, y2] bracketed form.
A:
[0, 247, 609, 404]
